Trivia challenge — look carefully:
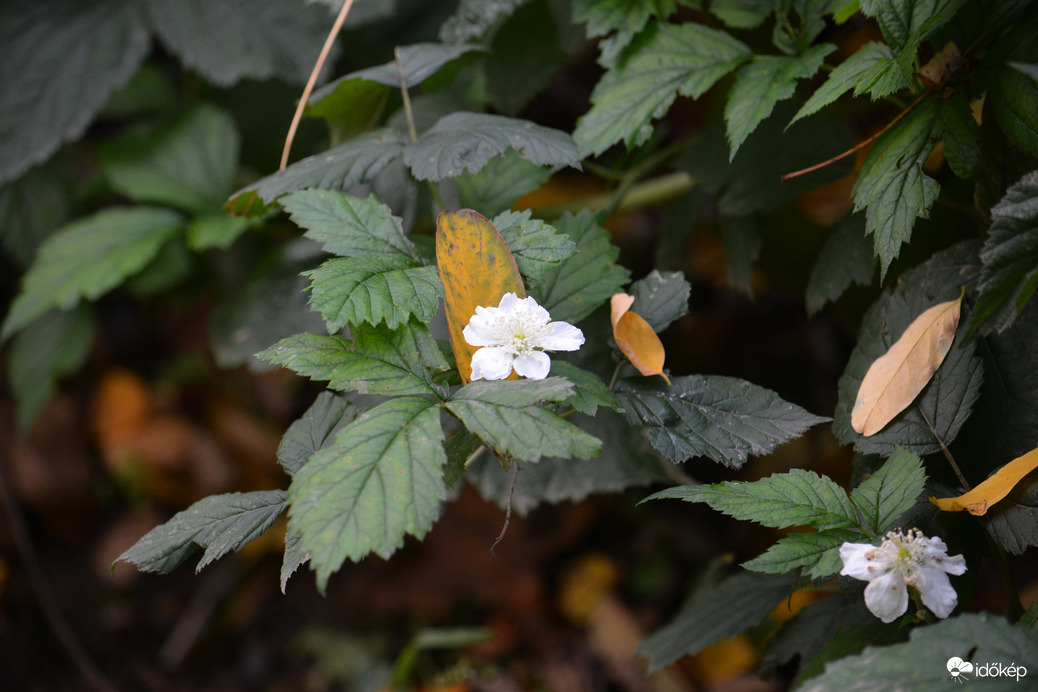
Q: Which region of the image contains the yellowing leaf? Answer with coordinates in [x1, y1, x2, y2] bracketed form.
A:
[610, 293, 670, 384]
[436, 209, 525, 383]
[930, 448, 1038, 515]
[851, 291, 964, 436]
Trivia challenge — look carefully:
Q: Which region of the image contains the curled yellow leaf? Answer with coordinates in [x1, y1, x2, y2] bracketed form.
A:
[610, 293, 670, 384]
[851, 291, 964, 436]
[930, 448, 1038, 515]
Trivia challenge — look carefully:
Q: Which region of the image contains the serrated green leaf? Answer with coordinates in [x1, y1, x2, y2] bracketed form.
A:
[800, 613, 1038, 691]
[444, 429, 482, 490]
[305, 257, 443, 331]
[281, 528, 309, 594]
[859, 0, 964, 52]
[806, 214, 875, 315]
[533, 210, 631, 323]
[638, 571, 797, 672]
[143, 0, 333, 86]
[8, 306, 94, 435]
[792, 43, 909, 124]
[972, 171, 1038, 334]
[549, 361, 617, 414]
[0, 159, 70, 267]
[725, 44, 835, 157]
[327, 43, 488, 90]
[834, 242, 985, 457]
[574, 22, 752, 156]
[2, 207, 183, 339]
[227, 129, 408, 214]
[288, 397, 446, 590]
[100, 105, 239, 214]
[937, 88, 980, 180]
[454, 150, 552, 216]
[628, 270, 691, 332]
[277, 391, 360, 478]
[281, 190, 417, 262]
[573, 0, 687, 65]
[445, 379, 602, 462]
[645, 469, 858, 529]
[719, 214, 762, 295]
[0, 0, 150, 185]
[851, 96, 942, 278]
[403, 112, 580, 182]
[439, 0, 527, 43]
[118, 490, 287, 574]
[850, 447, 926, 534]
[743, 528, 864, 579]
[616, 375, 829, 467]
[186, 212, 252, 251]
[493, 210, 578, 285]
[258, 322, 450, 398]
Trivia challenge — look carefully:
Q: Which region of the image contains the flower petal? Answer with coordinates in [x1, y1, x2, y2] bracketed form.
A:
[498, 292, 522, 312]
[516, 295, 550, 324]
[512, 351, 551, 379]
[863, 570, 909, 623]
[540, 321, 585, 352]
[915, 567, 959, 619]
[839, 542, 880, 580]
[470, 347, 515, 381]
[464, 315, 506, 347]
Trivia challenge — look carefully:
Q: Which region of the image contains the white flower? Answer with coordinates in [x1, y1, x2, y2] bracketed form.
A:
[462, 292, 584, 380]
[839, 528, 967, 623]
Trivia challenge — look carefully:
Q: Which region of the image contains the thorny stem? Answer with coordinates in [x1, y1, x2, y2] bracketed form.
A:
[490, 458, 520, 556]
[280, 0, 356, 170]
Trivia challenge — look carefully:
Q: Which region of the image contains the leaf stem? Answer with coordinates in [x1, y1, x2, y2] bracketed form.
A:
[490, 458, 519, 555]
[395, 46, 447, 211]
[607, 362, 623, 390]
[917, 405, 969, 488]
[280, 0, 356, 170]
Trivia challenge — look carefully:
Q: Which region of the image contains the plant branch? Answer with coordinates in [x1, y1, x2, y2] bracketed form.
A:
[280, 0, 356, 170]
[490, 458, 520, 555]
[395, 46, 446, 211]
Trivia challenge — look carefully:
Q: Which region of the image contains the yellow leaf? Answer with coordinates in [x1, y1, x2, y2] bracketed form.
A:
[930, 448, 1038, 515]
[435, 209, 525, 383]
[610, 293, 670, 384]
[851, 290, 964, 436]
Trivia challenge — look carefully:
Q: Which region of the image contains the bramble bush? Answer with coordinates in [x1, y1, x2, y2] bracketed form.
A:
[3, 0, 1038, 687]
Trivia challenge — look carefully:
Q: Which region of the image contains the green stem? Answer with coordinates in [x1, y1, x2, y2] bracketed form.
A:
[607, 362, 623, 390]
[529, 171, 695, 220]
[394, 47, 446, 210]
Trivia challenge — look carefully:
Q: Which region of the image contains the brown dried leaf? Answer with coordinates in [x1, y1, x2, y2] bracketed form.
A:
[610, 293, 670, 384]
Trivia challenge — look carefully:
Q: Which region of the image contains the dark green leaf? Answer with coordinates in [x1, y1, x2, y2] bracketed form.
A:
[100, 105, 239, 214]
[792, 43, 911, 124]
[645, 469, 858, 529]
[0, 0, 150, 185]
[628, 270, 691, 332]
[143, 0, 334, 86]
[534, 210, 631, 324]
[638, 571, 797, 672]
[325, 43, 488, 89]
[800, 613, 1038, 691]
[403, 112, 580, 181]
[444, 429, 482, 490]
[711, 0, 772, 28]
[486, 0, 565, 115]
[724, 44, 835, 157]
[796, 622, 907, 684]
[186, 213, 252, 251]
[493, 210, 578, 285]
[454, 150, 552, 216]
[859, 0, 964, 52]
[281, 528, 309, 594]
[981, 495, 1038, 556]
[287, 397, 446, 590]
[574, 22, 752, 157]
[277, 391, 360, 477]
[743, 528, 864, 579]
[850, 447, 927, 534]
[2, 207, 184, 339]
[806, 215, 875, 315]
[0, 159, 70, 267]
[305, 257, 443, 331]
[281, 190, 418, 262]
[306, 78, 390, 142]
[719, 215, 762, 295]
[118, 490, 287, 574]
[851, 96, 941, 277]
[764, 596, 877, 674]
[549, 361, 617, 415]
[439, 0, 527, 43]
[616, 375, 829, 467]
[572, 0, 687, 65]
[938, 89, 981, 179]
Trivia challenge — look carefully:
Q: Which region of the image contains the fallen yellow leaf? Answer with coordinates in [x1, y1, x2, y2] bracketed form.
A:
[930, 447, 1038, 515]
[610, 293, 670, 384]
[436, 210, 525, 383]
[851, 290, 964, 436]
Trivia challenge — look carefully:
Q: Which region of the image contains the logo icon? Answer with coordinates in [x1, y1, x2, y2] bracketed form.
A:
[947, 657, 974, 683]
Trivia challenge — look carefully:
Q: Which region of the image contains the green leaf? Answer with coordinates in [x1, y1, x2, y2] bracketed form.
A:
[186, 212, 252, 251]
[0, 0, 150, 185]
[485, 0, 566, 115]
[834, 241, 985, 457]
[0, 159, 70, 267]
[797, 622, 907, 684]
[743, 528, 864, 579]
[572, 0, 687, 65]
[8, 306, 95, 435]
[851, 96, 941, 278]
[645, 469, 858, 530]
[628, 270, 691, 332]
[719, 215, 763, 295]
[859, 0, 964, 52]
[305, 257, 443, 331]
[445, 379, 602, 463]
[616, 375, 829, 467]
[306, 78, 390, 142]
[329, 43, 488, 89]
[549, 361, 617, 415]
[492, 210, 578, 285]
[1012, 61, 1038, 82]
[638, 571, 797, 672]
[454, 150, 553, 216]
[258, 322, 450, 398]
[118, 490, 287, 574]
[287, 397, 446, 590]
[281, 528, 310, 594]
[711, 0, 772, 28]
[100, 105, 239, 214]
[443, 429, 482, 490]
[806, 214, 875, 315]
[277, 392, 360, 478]
[937, 89, 981, 180]
[725, 44, 835, 157]
[991, 70, 1038, 159]
[2, 207, 184, 339]
[533, 210, 631, 324]
[799, 613, 1038, 691]
[764, 596, 878, 675]
[403, 112, 580, 182]
[850, 447, 926, 534]
[281, 190, 418, 262]
[143, 0, 334, 86]
[792, 43, 911, 124]
[972, 171, 1038, 334]
[439, 0, 527, 43]
[227, 129, 408, 214]
[574, 22, 752, 157]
